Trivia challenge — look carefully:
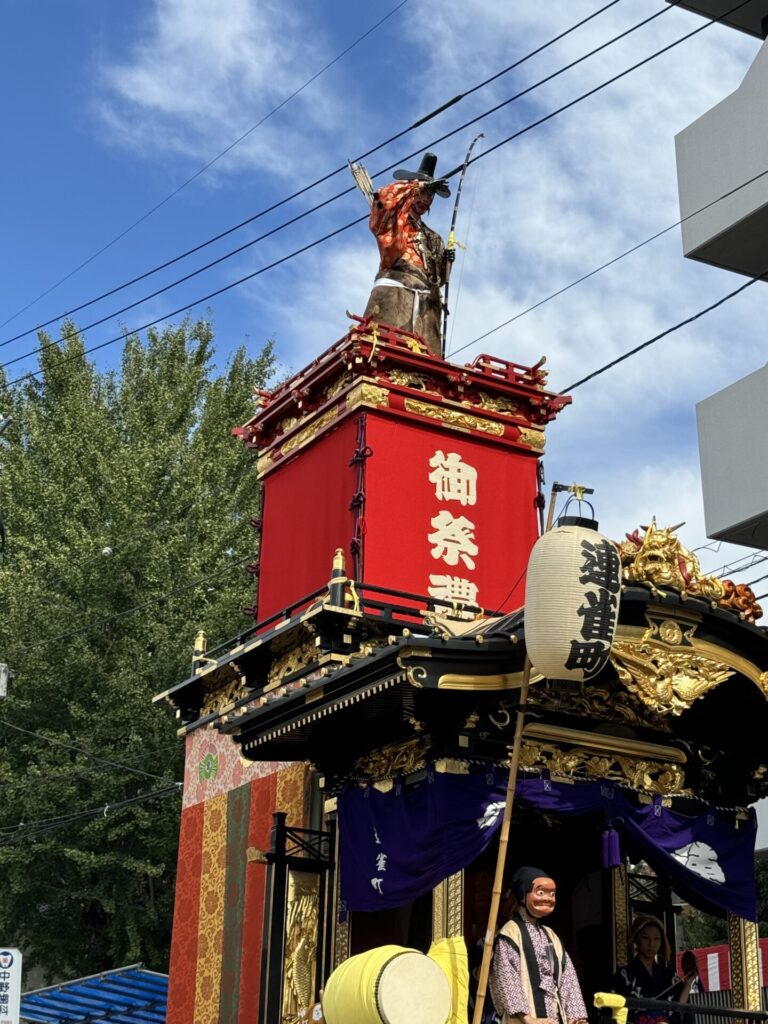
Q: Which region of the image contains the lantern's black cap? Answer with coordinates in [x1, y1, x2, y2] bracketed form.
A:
[556, 515, 599, 530]
[393, 152, 450, 198]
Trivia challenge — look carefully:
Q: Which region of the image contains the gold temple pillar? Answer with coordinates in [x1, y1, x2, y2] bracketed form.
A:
[282, 871, 321, 1021]
[433, 870, 464, 941]
[727, 913, 762, 1010]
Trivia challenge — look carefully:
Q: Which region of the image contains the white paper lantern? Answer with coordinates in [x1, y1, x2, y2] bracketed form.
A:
[524, 520, 621, 682]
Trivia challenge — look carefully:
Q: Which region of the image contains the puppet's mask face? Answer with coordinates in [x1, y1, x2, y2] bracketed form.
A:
[525, 877, 556, 918]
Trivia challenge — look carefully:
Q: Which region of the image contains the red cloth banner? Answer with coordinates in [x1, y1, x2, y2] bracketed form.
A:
[364, 415, 538, 613]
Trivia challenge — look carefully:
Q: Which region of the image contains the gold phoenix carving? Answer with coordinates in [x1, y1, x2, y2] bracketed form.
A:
[282, 871, 321, 1023]
[611, 615, 734, 715]
[519, 740, 689, 796]
[403, 398, 505, 436]
[267, 638, 319, 690]
[200, 671, 248, 717]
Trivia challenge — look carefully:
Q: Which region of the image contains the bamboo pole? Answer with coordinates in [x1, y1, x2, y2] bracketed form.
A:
[472, 481, 565, 1024]
[471, 656, 532, 1024]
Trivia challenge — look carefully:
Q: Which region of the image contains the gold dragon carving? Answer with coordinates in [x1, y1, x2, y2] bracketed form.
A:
[617, 519, 762, 621]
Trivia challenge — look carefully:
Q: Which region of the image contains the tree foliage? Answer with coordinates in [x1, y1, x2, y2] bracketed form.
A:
[0, 319, 273, 981]
[680, 859, 768, 949]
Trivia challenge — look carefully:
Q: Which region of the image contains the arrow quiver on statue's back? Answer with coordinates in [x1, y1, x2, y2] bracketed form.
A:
[352, 151, 452, 356]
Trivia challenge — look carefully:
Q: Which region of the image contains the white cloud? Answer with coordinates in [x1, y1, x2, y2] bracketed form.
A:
[94, 0, 351, 180]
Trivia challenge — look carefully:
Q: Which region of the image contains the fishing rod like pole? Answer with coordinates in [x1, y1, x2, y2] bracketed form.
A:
[441, 132, 484, 357]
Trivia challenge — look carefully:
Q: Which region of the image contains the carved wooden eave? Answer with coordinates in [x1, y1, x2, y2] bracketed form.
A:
[232, 319, 570, 479]
[155, 583, 768, 803]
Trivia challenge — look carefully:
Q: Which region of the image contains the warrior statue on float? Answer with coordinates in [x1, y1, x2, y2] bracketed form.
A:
[350, 135, 483, 358]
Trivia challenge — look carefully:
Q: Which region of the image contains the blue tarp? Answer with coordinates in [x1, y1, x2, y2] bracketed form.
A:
[21, 964, 167, 1024]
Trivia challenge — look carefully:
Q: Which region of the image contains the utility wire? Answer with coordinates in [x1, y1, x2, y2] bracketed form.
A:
[456, 0, 751, 179]
[0, 739, 183, 798]
[0, 718, 168, 781]
[0, 0, 637, 354]
[563, 272, 764, 393]
[3, 2, 715, 385]
[448, 162, 768, 359]
[0, 0, 411, 333]
[0, 784, 182, 847]
[716, 553, 768, 579]
[4, 217, 366, 386]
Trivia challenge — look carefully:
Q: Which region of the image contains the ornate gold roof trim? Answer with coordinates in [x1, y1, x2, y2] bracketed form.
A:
[612, 621, 768, 713]
[438, 670, 543, 690]
[521, 723, 686, 763]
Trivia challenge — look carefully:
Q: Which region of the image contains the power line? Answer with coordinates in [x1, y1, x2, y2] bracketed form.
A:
[0, 718, 167, 781]
[0, 783, 182, 847]
[4, 216, 367, 386]
[448, 161, 768, 360]
[0, 0, 411, 333]
[3, 3, 717, 385]
[0, 0, 642, 355]
[716, 553, 768, 579]
[0, 739, 182, 798]
[563, 272, 764, 393]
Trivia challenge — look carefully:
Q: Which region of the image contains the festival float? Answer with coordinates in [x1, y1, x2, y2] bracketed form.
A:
[155, 151, 768, 1024]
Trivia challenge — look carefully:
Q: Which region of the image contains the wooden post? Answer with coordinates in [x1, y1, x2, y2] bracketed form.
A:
[472, 480, 574, 1024]
[471, 657, 532, 1024]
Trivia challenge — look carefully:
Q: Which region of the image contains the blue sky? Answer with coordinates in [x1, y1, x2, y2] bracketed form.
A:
[1, 0, 765, 581]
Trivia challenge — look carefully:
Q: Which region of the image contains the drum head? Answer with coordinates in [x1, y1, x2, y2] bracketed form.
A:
[376, 950, 451, 1024]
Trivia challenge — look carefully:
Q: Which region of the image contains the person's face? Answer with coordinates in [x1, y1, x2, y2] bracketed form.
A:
[636, 925, 663, 961]
[412, 190, 432, 216]
[525, 877, 557, 918]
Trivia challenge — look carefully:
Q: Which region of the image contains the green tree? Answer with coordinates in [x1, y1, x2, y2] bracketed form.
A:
[0, 319, 273, 981]
[680, 858, 768, 949]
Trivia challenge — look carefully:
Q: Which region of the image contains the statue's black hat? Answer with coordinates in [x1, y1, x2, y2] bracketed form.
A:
[393, 152, 450, 198]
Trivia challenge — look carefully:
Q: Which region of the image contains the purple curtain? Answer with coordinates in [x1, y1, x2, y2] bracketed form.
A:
[338, 768, 507, 911]
[338, 772, 758, 920]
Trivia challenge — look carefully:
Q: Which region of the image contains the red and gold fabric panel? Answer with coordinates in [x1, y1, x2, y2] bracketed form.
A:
[166, 761, 314, 1024]
[220, 781, 251, 1024]
[194, 792, 229, 1024]
[165, 799, 205, 1024]
[238, 769, 278, 1024]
